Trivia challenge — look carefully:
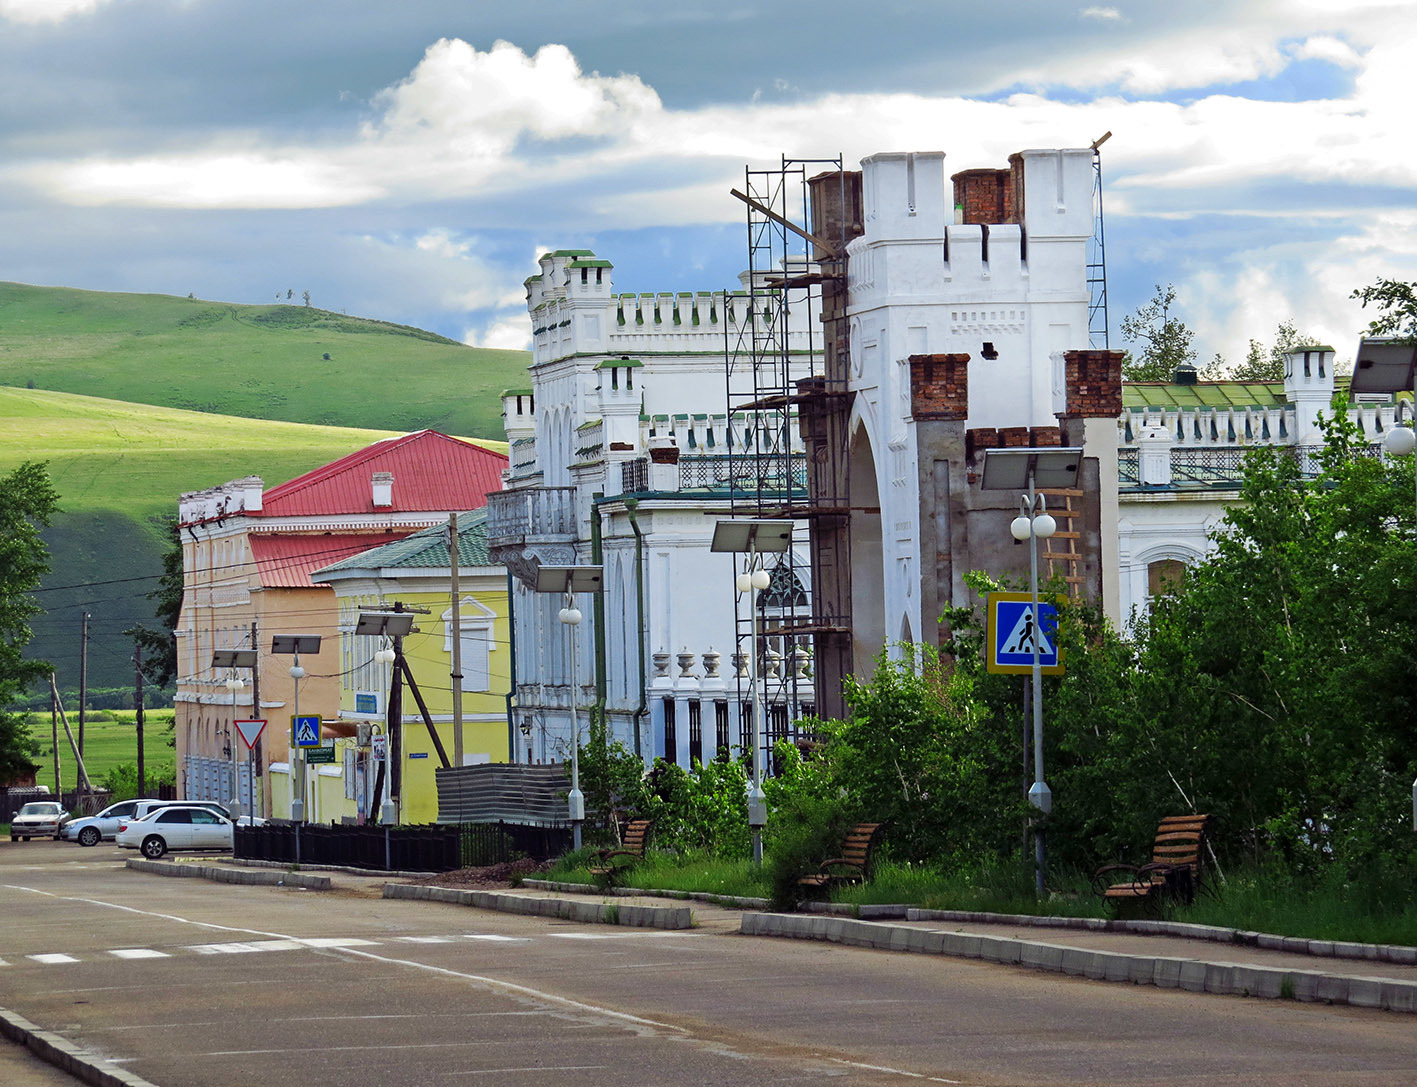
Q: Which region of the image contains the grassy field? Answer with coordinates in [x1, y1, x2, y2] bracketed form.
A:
[0, 282, 527, 695]
[0, 385, 508, 693]
[23, 711, 176, 795]
[0, 282, 531, 439]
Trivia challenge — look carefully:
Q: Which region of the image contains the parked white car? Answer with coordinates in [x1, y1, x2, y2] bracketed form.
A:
[61, 798, 169, 846]
[116, 805, 234, 859]
[10, 801, 68, 841]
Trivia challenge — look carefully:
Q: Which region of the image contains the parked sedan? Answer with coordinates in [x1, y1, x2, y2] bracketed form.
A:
[61, 798, 164, 846]
[116, 805, 234, 859]
[10, 801, 68, 841]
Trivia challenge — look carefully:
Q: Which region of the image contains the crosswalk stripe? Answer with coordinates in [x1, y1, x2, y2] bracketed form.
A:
[109, 949, 170, 960]
[463, 934, 530, 943]
[28, 953, 79, 964]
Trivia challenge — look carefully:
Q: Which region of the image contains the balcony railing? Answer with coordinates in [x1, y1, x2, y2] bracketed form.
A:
[485, 487, 578, 543]
[620, 454, 807, 498]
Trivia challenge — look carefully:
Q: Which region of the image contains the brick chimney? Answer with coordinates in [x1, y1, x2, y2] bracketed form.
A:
[1060, 350, 1124, 418]
[908, 353, 970, 420]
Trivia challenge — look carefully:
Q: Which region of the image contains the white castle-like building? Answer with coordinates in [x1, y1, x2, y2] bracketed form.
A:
[489, 147, 1405, 770]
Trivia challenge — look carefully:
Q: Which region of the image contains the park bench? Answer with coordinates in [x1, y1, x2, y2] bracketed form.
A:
[588, 819, 653, 882]
[797, 822, 884, 897]
[1093, 813, 1212, 909]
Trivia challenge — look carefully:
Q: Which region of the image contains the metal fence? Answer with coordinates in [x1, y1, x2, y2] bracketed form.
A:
[233, 820, 571, 872]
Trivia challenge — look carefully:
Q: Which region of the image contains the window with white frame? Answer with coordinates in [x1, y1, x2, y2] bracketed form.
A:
[443, 598, 497, 693]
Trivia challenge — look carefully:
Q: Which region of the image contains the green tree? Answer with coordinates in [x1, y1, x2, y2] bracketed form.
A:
[1120, 284, 1198, 382]
[1214, 319, 1322, 382]
[124, 518, 182, 689]
[1352, 277, 1417, 341]
[0, 462, 60, 782]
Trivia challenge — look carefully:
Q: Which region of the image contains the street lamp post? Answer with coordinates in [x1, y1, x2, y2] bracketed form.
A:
[212, 648, 258, 819]
[270, 635, 322, 823]
[711, 520, 794, 865]
[534, 566, 604, 851]
[982, 448, 1083, 896]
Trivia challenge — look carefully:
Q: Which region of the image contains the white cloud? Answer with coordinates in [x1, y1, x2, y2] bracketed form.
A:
[467, 317, 532, 351]
[0, 0, 110, 24]
[1079, 7, 1124, 22]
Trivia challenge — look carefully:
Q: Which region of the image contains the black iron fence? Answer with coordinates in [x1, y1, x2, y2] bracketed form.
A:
[234, 820, 571, 872]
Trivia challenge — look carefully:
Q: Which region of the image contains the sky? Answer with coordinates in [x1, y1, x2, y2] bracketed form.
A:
[2, 0, 1414, 369]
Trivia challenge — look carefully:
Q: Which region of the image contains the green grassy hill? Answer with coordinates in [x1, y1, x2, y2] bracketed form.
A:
[0, 282, 530, 438]
[0, 386, 453, 697]
[0, 281, 528, 701]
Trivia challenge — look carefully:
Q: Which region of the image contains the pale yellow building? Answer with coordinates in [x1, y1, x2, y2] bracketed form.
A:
[311, 510, 510, 824]
[174, 431, 507, 819]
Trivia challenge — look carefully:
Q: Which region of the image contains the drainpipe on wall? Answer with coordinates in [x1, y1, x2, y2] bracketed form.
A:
[590, 494, 609, 750]
[505, 570, 518, 763]
[624, 499, 647, 761]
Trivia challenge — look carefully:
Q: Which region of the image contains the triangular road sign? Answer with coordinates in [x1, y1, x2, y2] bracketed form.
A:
[999, 604, 1054, 659]
[234, 719, 266, 750]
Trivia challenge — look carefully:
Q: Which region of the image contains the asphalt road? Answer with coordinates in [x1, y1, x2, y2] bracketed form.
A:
[1, 840, 1415, 1086]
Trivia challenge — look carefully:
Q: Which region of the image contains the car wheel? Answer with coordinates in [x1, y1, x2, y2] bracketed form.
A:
[140, 835, 167, 859]
[78, 826, 101, 847]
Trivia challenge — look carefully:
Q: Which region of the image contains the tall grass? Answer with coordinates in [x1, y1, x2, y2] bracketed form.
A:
[549, 850, 1416, 945]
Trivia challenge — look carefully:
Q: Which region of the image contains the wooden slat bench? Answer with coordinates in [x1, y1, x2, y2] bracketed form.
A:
[797, 822, 884, 897]
[588, 819, 652, 882]
[1093, 814, 1212, 908]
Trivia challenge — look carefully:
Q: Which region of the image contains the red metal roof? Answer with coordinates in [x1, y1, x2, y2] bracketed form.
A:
[258, 430, 506, 518]
[249, 533, 414, 589]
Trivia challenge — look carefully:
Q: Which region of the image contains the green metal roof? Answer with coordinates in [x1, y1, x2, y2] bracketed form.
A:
[500, 388, 533, 398]
[595, 357, 643, 369]
[1122, 381, 1289, 410]
[319, 509, 493, 573]
[567, 258, 613, 269]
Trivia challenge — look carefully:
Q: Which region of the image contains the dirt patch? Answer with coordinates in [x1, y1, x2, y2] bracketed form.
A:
[400, 858, 553, 888]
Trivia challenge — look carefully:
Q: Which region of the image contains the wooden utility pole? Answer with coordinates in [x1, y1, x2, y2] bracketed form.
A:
[388, 601, 405, 822]
[133, 645, 146, 798]
[449, 513, 464, 769]
[251, 620, 264, 818]
[77, 611, 89, 760]
[49, 672, 60, 795]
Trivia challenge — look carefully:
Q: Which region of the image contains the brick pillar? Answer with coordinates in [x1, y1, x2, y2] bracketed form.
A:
[952, 167, 1017, 224]
[908, 354, 970, 420]
[1061, 350, 1124, 418]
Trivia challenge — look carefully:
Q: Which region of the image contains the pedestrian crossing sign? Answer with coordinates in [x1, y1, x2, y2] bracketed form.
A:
[292, 715, 322, 747]
[985, 592, 1065, 675]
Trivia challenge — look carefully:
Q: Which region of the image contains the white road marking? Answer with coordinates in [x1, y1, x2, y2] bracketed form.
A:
[187, 940, 305, 954]
[28, 953, 79, 964]
[829, 1057, 963, 1083]
[1, 884, 685, 1035]
[444, 1066, 610, 1076]
[109, 949, 169, 960]
[298, 937, 378, 949]
[462, 934, 529, 943]
[396, 936, 455, 944]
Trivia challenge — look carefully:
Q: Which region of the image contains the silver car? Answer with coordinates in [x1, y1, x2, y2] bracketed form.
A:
[61, 798, 166, 846]
[10, 801, 68, 841]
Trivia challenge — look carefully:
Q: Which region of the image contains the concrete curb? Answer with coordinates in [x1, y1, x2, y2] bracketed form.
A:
[224, 857, 439, 879]
[125, 858, 330, 890]
[905, 908, 1417, 966]
[522, 878, 769, 910]
[384, 883, 693, 929]
[0, 1006, 161, 1087]
[740, 913, 1417, 1014]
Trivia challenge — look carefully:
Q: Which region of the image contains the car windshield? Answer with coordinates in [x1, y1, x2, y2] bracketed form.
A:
[19, 803, 60, 816]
